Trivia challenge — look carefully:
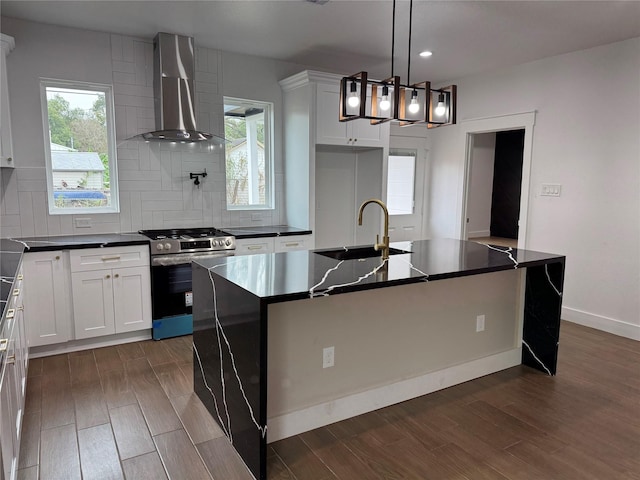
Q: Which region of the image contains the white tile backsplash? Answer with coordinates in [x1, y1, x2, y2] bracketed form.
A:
[1, 32, 284, 238]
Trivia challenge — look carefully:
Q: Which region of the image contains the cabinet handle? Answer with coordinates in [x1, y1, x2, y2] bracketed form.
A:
[114, 274, 119, 278]
[353, 138, 357, 142]
[102, 256, 121, 261]
[6, 309, 14, 319]
[17, 306, 24, 312]
[106, 274, 111, 279]
[55, 255, 60, 260]
[17, 274, 23, 280]
[12, 288, 20, 296]
[7, 157, 12, 163]
[284, 242, 300, 247]
[6, 354, 15, 365]
[247, 246, 263, 250]
[0, 339, 7, 352]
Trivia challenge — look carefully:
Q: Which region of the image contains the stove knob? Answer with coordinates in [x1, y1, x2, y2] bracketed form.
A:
[156, 243, 164, 251]
[225, 239, 231, 246]
[212, 239, 219, 247]
[164, 243, 172, 250]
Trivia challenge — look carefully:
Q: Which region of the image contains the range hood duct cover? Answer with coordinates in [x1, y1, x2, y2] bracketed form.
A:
[141, 33, 224, 143]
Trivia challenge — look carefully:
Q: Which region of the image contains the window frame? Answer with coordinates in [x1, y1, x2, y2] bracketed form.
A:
[223, 96, 274, 211]
[40, 78, 119, 215]
[387, 148, 418, 216]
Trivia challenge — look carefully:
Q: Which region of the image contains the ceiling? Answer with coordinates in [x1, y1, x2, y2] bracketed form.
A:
[2, 1, 639, 84]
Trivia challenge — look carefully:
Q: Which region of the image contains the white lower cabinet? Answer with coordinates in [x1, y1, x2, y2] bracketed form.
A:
[1, 266, 27, 480]
[235, 238, 275, 255]
[71, 247, 151, 340]
[274, 235, 313, 253]
[22, 251, 72, 347]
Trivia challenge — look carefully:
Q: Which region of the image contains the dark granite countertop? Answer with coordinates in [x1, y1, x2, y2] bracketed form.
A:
[193, 238, 565, 301]
[14, 232, 149, 252]
[219, 225, 312, 239]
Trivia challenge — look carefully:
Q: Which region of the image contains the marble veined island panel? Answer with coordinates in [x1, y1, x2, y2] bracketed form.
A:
[192, 238, 565, 480]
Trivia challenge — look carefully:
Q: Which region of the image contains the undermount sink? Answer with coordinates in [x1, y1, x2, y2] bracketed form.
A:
[314, 246, 411, 261]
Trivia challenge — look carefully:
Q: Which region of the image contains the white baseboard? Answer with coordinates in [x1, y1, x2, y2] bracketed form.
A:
[562, 307, 640, 341]
[468, 230, 491, 238]
[29, 330, 153, 358]
[266, 347, 521, 443]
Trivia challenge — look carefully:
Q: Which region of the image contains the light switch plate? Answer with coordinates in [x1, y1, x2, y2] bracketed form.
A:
[541, 184, 562, 197]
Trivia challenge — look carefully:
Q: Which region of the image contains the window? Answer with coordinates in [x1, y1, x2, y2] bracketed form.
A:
[40, 79, 118, 214]
[224, 97, 273, 209]
[387, 150, 416, 215]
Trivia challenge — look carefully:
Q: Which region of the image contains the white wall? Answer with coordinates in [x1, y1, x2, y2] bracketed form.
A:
[0, 17, 308, 236]
[427, 37, 640, 339]
[467, 132, 496, 237]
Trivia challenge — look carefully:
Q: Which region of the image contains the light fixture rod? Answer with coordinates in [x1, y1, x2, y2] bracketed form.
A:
[391, 0, 396, 78]
[407, 0, 413, 85]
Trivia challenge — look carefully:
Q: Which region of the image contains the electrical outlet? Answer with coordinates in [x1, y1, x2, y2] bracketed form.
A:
[322, 346, 335, 368]
[75, 217, 92, 228]
[476, 314, 485, 332]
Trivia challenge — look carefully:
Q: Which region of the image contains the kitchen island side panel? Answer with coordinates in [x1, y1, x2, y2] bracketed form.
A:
[192, 262, 267, 480]
[523, 259, 566, 375]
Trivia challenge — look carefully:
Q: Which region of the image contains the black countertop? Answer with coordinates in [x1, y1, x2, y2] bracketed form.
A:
[219, 225, 312, 239]
[14, 233, 149, 252]
[193, 238, 565, 301]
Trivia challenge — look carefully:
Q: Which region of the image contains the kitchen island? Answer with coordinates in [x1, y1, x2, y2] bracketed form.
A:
[192, 238, 565, 480]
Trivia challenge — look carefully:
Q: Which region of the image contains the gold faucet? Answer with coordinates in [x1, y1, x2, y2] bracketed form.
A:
[357, 198, 390, 260]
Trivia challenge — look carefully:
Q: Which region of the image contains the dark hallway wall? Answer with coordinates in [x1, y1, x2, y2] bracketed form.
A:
[490, 130, 524, 239]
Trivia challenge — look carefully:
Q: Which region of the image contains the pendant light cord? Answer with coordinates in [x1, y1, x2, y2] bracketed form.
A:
[391, 0, 396, 77]
[407, 0, 413, 85]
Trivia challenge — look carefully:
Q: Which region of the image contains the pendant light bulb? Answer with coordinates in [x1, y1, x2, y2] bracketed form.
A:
[408, 90, 420, 114]
[347, 81, 360, 108]
[435, 92, 446, 116]
[379, 85, 391, 111]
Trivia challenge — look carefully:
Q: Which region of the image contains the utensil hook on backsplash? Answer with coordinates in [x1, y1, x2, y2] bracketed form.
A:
[190, 169, 207, 188]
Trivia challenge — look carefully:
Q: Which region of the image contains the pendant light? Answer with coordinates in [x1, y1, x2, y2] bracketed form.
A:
[339, 0, 457, 128]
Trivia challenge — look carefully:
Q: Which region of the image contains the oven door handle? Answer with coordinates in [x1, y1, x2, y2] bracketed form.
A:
[151, 252, 234, 267]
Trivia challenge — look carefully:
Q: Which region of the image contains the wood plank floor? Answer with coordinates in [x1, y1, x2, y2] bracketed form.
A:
[18, 321, 640, 479]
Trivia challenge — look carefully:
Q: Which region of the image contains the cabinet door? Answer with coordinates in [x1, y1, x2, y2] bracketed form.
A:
[351, 114, 389, 147]
[316, 83, 350, 145]
[112, 266, 152, 334]
[22, 251, 71, 347]
[72, 269, 115, 339]
[0, 319, 18, 480]
[235, 238, 275, 255]
[0, 35, 15, 169]
[315, 82, 389, 148]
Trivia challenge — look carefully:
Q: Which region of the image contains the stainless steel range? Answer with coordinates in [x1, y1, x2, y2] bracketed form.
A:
[138, 228, 235, 339]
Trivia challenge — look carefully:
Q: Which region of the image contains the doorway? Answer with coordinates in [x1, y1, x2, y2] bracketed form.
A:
[467, 130, 524, 247]
[459, 112, 536, 250]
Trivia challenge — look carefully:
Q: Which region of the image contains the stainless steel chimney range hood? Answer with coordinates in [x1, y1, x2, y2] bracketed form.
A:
[139, 32, 225, 144]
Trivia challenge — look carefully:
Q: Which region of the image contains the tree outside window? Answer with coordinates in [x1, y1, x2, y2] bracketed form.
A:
[224, 98, 273, 209]
[41, 80, 118, 214]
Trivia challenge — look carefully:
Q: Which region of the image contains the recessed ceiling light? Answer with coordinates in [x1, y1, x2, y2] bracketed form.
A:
[419, 51, 433, 58]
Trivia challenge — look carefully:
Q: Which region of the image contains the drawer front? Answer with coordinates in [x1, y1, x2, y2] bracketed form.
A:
[235, 238, 275, 255]
[274, 235, 312, 253]
[70, 245, 150, 272]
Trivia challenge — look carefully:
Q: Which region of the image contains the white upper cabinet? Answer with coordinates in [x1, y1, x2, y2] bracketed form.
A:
[315, 81, 389, 148]
[0, 34, 15, 168]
